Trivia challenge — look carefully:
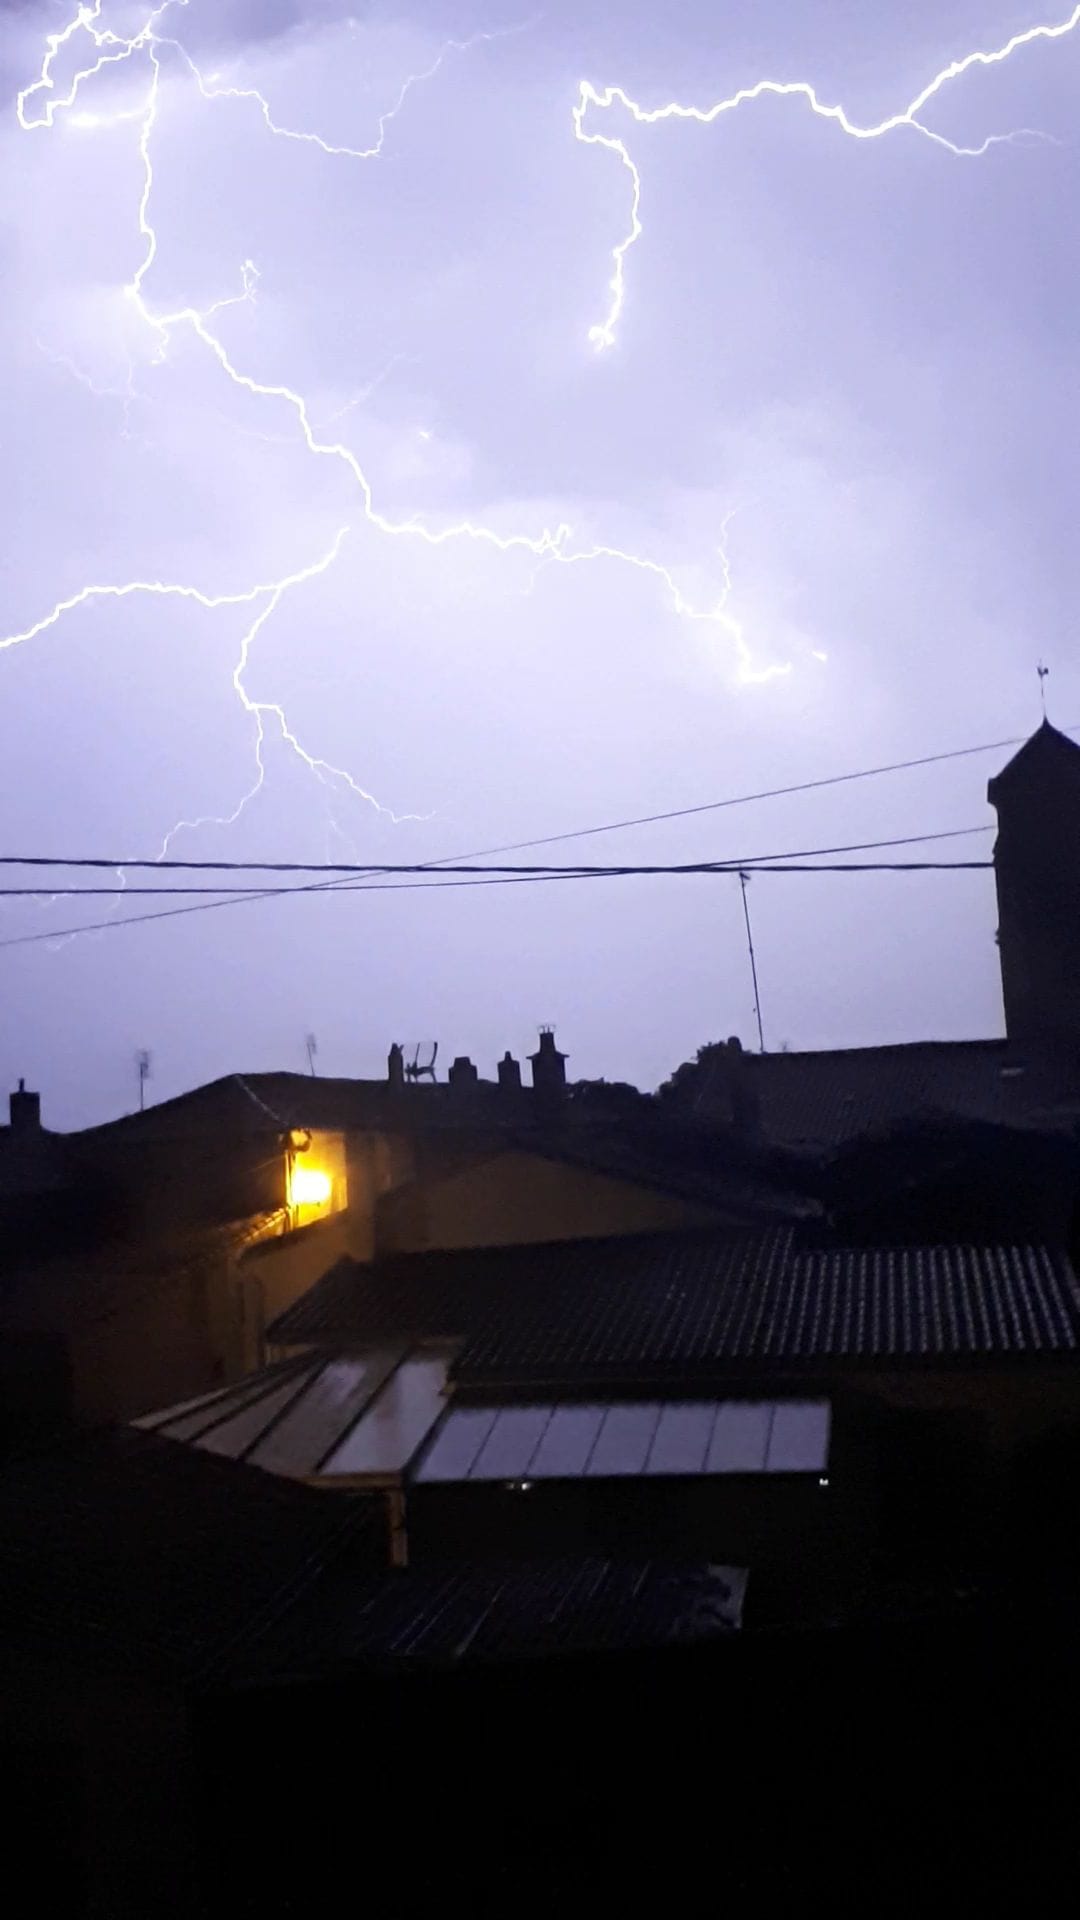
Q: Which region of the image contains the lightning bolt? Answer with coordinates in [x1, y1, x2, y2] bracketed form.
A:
[8, 0, 801, 885]
[576, 6, 1080, 349]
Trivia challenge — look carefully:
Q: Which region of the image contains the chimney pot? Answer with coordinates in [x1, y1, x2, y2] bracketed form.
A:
[9, 1082, 41, 1132]
[448, 1055, 479, 1089]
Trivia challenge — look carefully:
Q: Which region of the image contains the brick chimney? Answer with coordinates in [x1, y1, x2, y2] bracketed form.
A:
[529, 1027, 567, 1122]
[387, 1043, 405, 1090]
[9, 1079, 41, 1132]
[448, 1055, 479, 1089]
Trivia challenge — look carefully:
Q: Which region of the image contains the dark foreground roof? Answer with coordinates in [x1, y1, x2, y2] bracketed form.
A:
[669, 1039, 1080, 1148]
[452, 1234, 1080, 1389]
[227, 1558, 745, 1680]
[267, 1227, 793, 1349]
[0, 1427, 376, 1682]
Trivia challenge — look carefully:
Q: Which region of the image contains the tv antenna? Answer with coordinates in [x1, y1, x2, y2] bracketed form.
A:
[135, 1048, 151, 1113]
[404, 1041, 438, 1084]
[304, 1033, 318, 1077]
[1037, 660, 1050, 720]
[737, 873, 766, 1054]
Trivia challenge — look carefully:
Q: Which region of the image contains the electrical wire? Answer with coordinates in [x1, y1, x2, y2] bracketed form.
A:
[0, 719, 1051, 952]
[0, 826, 994, 894]
[0, 823, 993, 874]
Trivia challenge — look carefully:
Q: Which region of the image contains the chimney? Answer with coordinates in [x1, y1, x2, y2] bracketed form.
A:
[9, 1079, 41, 1133]
[497, 1051, 522, 1093]
[529, 1027, 567, 1122]
[387, 1042, 405, 1090]
[448, 1055, 479, 1089]
[721, 1037, 761, 1141]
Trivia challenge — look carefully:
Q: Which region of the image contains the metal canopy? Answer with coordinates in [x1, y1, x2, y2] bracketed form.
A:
[415, 1398, 830, 1484]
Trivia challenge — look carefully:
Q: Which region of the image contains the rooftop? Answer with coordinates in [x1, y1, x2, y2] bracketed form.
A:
[266, 1225, 794, 1350]
[0, 1426, 377, 1682]
[451, 1232, 1080, 1390]
[136, 1347, 452, 1485]
[225, 1558, 746, 1680]
[665, 1038, 1080, 1148]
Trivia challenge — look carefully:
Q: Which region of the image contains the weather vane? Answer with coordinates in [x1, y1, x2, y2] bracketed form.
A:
[1037, 660, 1049, 719]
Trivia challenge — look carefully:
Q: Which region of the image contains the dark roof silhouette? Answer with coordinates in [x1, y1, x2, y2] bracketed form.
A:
[265, 1226, 793, 1350]
[0, 1426, 376, 1681]
[226, 1558, 745, 1678]
[670, 1039, 1080, 1148]
[450, 1235, 1080, 1390]
[987, 719, 1080, 802]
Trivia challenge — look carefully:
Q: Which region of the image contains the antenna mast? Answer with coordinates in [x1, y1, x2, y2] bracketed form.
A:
[135, 1049, 151, 1113]
[738, 872, 765, 1054]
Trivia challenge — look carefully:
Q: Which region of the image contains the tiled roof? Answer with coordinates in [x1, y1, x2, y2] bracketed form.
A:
[72, 1072, 605, 1142]
[675, 1039, 1080, 1148]
[0, 1426, 377, 1682]
[266, 1227, 792, 1349]
[452, 1234, 1080, 1389]
[268, 1247, 506, 1345]
[226, 1558, 745, 1678]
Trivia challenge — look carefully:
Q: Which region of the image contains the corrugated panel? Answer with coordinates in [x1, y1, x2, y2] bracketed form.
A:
[196, 1371, 313, 1460]
[452, 1237, 1080, 1386]
[645, 1402, 718, 1476]
[527, 1404, 608, 1478]
[248, 1350, 401, 1477]
[147, 1362, 309, 1444]
[765, 1401, 831, 1473]
[705, 1401, 772, 1473]
[470, 1406, 554, 1480]
[320, 1354, 449, 1478]
[414, 1407, 499, 1483]
[585, 1404, 662, 1477]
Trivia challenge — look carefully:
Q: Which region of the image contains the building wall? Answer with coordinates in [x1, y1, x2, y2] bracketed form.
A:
[67, 1256, 236, 1423]
[377, 1150, 726, 1253]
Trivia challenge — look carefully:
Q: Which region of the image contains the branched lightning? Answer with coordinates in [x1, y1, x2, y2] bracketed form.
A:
[575, 6, 1080, 348]
[14, 3, 1075, 889]
[174, 24, 526, 161]
[8, 0, 796, 880]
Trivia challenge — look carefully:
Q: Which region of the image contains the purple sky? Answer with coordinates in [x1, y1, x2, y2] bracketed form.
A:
[1, 1, 1079, 1128]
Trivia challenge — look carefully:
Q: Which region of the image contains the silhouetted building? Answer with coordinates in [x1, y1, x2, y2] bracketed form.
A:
[988, 719, 1080, 1048]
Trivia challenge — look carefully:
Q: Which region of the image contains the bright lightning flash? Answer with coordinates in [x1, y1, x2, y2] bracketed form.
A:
[575, 7, 1080, 349]
[9, 2, 1078, 883]
[8, 0, 800, 883]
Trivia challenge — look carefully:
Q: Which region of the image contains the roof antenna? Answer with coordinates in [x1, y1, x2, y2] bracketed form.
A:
[135, 1048, 151, 1113]
[1037, 659, 1049, 720]
[738, 871, 766, 1054]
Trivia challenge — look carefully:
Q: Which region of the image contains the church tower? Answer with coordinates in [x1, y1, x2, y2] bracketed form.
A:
[987, 721, 1080, 1047]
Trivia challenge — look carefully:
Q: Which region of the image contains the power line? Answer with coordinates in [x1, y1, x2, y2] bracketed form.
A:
[0, 717, 1046, 952]
[0, 826, 993, 896]
[0, 823, 992, 874]
[0, 856, 995, 897]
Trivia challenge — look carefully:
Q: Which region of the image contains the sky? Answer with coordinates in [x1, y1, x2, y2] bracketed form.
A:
[1, 0, 1078, 1128]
